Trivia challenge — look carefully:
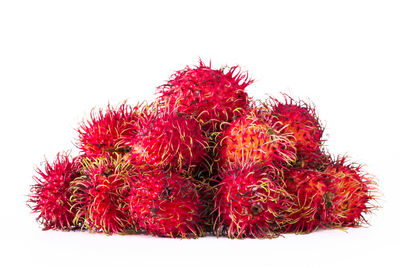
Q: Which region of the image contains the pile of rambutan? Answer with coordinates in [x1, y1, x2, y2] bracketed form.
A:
[28, 60, 379, 238]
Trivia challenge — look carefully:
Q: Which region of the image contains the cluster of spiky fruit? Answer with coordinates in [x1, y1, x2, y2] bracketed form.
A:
[28, 60, 378, 238]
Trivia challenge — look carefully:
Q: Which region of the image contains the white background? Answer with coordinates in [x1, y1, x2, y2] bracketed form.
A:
[1, 1, 399, 266]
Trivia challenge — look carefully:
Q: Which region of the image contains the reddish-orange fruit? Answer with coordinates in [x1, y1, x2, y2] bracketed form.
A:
[214, 163, 294, 238]
[269, 96, 324, 167]
[325, 157, 378, 227]
[216, 112, 296, 170]
[157, 60, 252, 132]
[28, 153, 82, 230]
[70, 156, 132, 234]
[283, 168, 334, 233]
[127, 169, 205, 238]
[77, 103, 140, 158]
[123, 107, 208, 172]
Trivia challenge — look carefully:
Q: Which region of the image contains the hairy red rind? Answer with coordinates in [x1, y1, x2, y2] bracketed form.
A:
[325, 156, 378, 227]
[157, 60, 252, 133]
[214, 163, 294, 238]
[216, 111, 296, 170]
[70, 156, 132, 234]
[76, 103, 140, 158]
[127, 169, 205, 238]
[124, 105, 209, 172]
[28, 153, 82, 230]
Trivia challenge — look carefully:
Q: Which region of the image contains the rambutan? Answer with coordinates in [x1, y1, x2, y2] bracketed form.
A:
[123, 106, 209, 172]
[157, 60, 252, 133]
[28, 153, 82, 230]
[216, 112, 296, 170]
[70, 155, 132, 234]
[324, 156, 378, 227]
[76, 103, 140, 158]
[127, 169, 205, 238]
[283, 168, 334, 233]
[269, 96, 324, 167]
[214, 163, 294, 238]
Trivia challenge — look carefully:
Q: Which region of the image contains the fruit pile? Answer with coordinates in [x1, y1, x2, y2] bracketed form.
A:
[28, 61, 378, 238]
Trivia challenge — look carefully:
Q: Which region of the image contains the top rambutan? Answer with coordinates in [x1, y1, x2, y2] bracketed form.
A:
[76, 102, 140, 158]
[28, 153, 83, 230]
[157, 60, 252, 133]
[269, 95, 324, 167]
[123, 105, 209, 172]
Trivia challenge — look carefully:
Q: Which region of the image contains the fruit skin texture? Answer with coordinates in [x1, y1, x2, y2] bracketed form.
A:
[216, 112, 296, 170]
[127, 169, 205, 238]
[70, 156, 132, 234]
[124, 107, 208, 172]
[77, 103, 139, 158]
[157, 61, 252, 133]
[283, 168, 334, 233]
[28, 153, 82, 230]
[214, 163, 294, 238]
[269, 96, 324, 167]
[325, 157, 378, 227]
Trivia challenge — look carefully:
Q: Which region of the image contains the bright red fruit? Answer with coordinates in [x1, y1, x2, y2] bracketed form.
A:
[124, 107, 208, 172]
[77, 103, 140, 158]
[325, 157, 378, 227]
[157, 60, 252, 133]
[214, 163, 294, 238]
[269, 96, 324, 167]
[71, 156, 132, 234]
[28, 153, 82, 230]
[127, 169, 205, 238]
[216, 112, 296, 170]
[283, 168, 334, 233]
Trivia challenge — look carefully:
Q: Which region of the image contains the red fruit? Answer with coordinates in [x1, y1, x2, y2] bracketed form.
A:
[216, 112, 296, 170]
[269, 96, 324, 167]
[157, 60, 252, 132]
[325, 157, 378, 227]
[127, 169, 205, 238]
[71, 156, 132, 234]
[214, 163, 293, 238]
[284, 168, 334, 233]
[124, 107, 208, 172]
[77, 103, 140, 158]
[28, 153, 82, 230]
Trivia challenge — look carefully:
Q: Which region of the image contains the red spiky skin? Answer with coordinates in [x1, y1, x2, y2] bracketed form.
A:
[283, 168, 334, 233]
[124, 108, 208, 172]
[127, 169, 205, 238]
[71, 156, 132, 234]
[157, 61, 252, 132]
[217, 113, 296, 170]
[270, 96, 324, 167]
[214, 163, 294, 238]
[325, 157, 377, 227]
[28, 153, 82, 230]
[77, 103, 139, 158]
